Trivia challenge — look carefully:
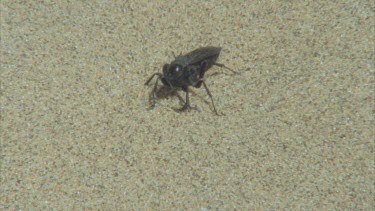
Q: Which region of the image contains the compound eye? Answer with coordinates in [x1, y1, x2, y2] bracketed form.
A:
[173, 65, 181, 72]
[171, 65, 182, 76]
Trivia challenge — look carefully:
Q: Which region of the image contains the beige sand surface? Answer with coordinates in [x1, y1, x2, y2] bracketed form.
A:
[1, 0, 374, 209]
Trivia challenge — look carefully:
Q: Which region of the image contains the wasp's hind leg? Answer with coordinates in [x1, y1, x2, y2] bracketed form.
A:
[213, 62, 238, 74]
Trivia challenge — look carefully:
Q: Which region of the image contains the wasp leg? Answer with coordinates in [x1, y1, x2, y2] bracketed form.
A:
[213, 62, 238, 74]
[199, 80, 219, 115]
[151, 78, 161, 107]
[199, 60, 209, 78]
[145, 73, 163, 85]
[174, 92, 190, 113]
[145, 73, 163, 108]
[177, 87, 193, 112]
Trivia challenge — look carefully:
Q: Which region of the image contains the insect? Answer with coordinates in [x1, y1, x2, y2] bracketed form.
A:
[145, 46, 236, 114]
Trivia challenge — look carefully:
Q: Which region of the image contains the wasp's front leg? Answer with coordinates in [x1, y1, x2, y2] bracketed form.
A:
[145, 73, 163, 108]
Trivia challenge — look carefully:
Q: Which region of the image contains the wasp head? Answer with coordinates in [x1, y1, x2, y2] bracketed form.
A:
[161, 63, 183, 88]
[165, 63, 183, 76]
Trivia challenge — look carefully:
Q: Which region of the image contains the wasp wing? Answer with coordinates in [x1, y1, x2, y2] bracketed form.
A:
[174, 46, 221, 68]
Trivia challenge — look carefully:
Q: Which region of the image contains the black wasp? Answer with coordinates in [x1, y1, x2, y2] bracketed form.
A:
[145, 46, 236, 115]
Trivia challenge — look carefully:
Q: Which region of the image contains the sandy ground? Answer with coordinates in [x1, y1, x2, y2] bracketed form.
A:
[1, 0, 374, 209]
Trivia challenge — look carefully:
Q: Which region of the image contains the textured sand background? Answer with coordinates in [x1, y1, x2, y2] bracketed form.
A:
[1, 0, 374, 209]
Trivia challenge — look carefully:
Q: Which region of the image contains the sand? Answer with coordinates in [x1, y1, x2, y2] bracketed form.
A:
[1, 0, 374, 209]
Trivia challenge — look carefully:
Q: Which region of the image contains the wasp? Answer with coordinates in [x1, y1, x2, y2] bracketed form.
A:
[145, 46, 236, 114]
